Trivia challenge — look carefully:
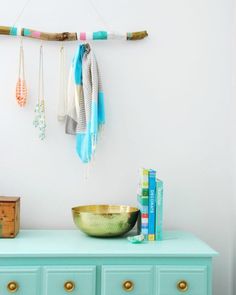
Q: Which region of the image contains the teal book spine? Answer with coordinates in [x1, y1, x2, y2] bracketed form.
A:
[155, 179, 163, 241]
[137, 195, 148, 206]
[148, 169, 156, 241]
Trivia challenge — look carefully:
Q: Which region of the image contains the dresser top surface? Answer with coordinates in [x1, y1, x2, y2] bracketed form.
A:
[0, 230, 217, 258]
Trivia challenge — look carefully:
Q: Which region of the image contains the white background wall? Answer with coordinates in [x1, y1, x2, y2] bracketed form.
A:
[232, 1, 236, 294]
[0, 0, 234, 294]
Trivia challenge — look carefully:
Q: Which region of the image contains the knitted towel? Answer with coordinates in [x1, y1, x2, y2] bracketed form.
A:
[64, 44, 105, 163]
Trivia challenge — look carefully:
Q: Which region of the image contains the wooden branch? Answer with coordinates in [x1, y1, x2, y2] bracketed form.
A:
[0, 26, 148, 41]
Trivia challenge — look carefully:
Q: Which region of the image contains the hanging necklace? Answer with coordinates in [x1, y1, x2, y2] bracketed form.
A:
[33, 44, 46, 140]
[16, 38, 27, 107]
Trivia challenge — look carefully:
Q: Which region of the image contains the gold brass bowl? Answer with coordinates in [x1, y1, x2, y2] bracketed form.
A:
[72, 205, 140, 237]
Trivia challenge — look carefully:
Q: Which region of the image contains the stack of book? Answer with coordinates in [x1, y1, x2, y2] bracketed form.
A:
[137, 168, 163, 241]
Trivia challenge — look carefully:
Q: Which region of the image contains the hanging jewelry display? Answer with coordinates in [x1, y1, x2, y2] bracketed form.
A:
[33, 44, 46, 140]
[16, 39, 27, 107]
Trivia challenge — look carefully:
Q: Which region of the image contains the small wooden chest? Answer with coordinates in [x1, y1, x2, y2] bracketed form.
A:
[0, 197, 20, 238]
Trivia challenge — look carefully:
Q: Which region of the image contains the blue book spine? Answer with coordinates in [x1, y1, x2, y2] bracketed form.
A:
[156, 179, 163, 241]
[148, 169, 156, 241]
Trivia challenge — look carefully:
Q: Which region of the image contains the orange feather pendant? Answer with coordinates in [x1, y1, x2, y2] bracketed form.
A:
[16, 42, 27, 107]
[16, 78, 27, 107]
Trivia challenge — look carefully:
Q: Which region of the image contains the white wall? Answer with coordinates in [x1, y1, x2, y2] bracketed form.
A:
[0, 0, 234, 294]
[232, 1, 236, 295]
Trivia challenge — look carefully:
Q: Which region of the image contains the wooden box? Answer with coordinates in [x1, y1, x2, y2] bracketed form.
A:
[0, 197, 20, 238]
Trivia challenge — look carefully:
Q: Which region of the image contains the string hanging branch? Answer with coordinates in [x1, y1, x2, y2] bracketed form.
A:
[0, 26, 148, 41]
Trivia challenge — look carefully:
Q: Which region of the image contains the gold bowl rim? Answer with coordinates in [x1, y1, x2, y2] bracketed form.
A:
[72, 204, 139, 214]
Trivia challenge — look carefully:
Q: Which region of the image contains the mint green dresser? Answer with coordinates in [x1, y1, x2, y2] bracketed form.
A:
[0, 230, 217, 295]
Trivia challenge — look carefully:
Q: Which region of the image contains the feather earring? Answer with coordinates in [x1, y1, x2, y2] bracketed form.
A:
[16, 39, 27, 107]
[33, 44, 46, 140]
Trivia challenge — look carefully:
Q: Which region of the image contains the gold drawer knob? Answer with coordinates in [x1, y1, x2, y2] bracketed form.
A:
[122, 280, 134, 292]
[64, 281, 75, 292]
[7, 281, 19, 292]
[177, 280, 188, 292]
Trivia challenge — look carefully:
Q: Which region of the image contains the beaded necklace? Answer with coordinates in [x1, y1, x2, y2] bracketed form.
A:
[33, 44, 46, 140]
[16, 39, 27, 107]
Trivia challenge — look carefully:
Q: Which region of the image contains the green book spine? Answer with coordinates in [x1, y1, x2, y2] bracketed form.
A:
[137, 187, 149, 196]
[137, 168, 149, 239]
[137, 195, 148, 206]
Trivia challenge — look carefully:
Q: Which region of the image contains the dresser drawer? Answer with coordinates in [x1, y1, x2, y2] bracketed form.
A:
[101, 265, 154, 295]
[44, 266, 96, 295]
[156, 266, 208, 295]
[0, 267, 40, 295]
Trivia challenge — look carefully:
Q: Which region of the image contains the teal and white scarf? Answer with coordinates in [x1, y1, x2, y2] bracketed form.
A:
[59, 44, 105, 163]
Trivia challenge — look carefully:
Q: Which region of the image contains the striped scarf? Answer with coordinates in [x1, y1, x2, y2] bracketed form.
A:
[59, 44, 105, 163]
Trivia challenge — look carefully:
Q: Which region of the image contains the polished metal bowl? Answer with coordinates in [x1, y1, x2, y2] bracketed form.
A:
[72, 205, 140, 237]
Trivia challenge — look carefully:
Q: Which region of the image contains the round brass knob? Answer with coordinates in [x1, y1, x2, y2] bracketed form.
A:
[64, 281, 75, 292]
[7, 281, 19, 292]
[177, 280, 188, 292]
[122, 280, 134, 292]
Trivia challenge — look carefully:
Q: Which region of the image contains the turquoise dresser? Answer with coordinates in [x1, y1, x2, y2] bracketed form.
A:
[0, 230, 217, 295]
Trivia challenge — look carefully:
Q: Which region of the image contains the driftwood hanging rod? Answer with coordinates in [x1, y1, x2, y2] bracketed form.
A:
[0, 26, 148, 41]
